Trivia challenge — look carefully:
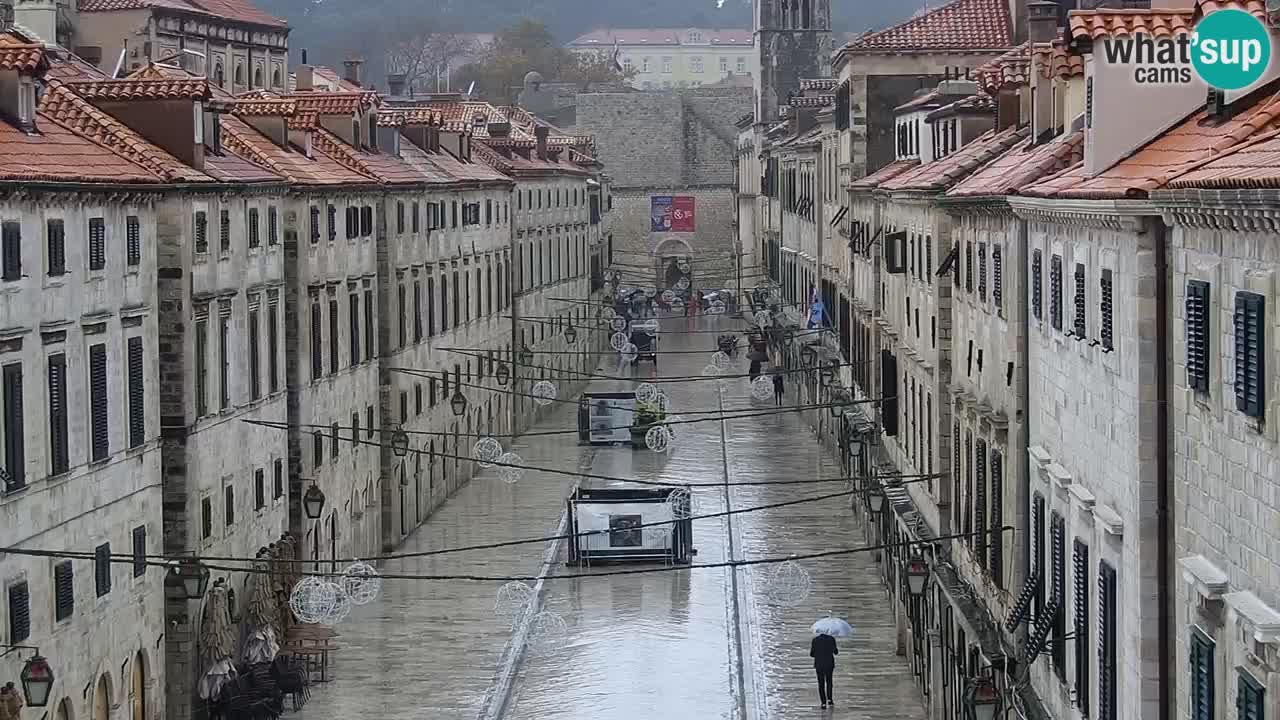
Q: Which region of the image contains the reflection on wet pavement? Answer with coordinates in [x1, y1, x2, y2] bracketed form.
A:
[292, 314, 925, 720]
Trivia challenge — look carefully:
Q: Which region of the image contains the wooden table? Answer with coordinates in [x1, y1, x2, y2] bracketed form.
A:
[284, 626, 340, 682]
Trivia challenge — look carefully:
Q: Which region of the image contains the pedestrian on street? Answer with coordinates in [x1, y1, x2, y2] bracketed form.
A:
[749, 358, 761, 381]
[773, 372, 785, 406]
[810, 632, 838, 707]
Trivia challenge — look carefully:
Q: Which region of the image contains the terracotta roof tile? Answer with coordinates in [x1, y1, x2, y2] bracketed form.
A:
[77, 0, 287, 27]
[926, 93, 998, 121]
[800, 78, 838, 91]
[1163, 127, 1280, 188]
[1032, 41, 1084, 79]
[0, 41, 44, 73]
[947, 131, 1084, 197]
[842, 0, 1012, 53]
[39, 80, 211, 182]
[203, 148, 283, 183]
[977, 42, 1030, 93]
[1195, 0, 1267, 22]
[402, 137, 511, 184]
[286, 112, 318, 130]
[882, 125, 1029, 191]
[896, 90, 946, 113]
[43, 51, 110, 82]
[70, 77, 211, 100]
[1024, 91, 1280, 198]
[0, 111, 161, 184]
[228, 97, 298, 116]
[850, 159, 920, 190]
[219, 114, 372, 186]
[1067, 8, 1194, 41]
[790, 94, 835, 108]
[287, 91, 379, 116]
[311, 128, 424, 184]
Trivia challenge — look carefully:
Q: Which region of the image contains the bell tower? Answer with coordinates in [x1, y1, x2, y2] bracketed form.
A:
[754, 0, 833, 122]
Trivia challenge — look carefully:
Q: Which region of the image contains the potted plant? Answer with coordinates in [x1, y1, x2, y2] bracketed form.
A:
[631, 400, 666, 449]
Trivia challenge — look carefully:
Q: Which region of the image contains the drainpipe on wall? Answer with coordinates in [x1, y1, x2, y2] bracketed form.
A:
[1154, 216, 1172, 720]
[509, 185, 521, 434]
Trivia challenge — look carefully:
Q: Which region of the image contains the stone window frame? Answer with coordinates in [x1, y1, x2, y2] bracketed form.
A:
[1184, 258, 1223, 418]
[1233, 268, 1276, 438]
[1096, 248, 1121, 376]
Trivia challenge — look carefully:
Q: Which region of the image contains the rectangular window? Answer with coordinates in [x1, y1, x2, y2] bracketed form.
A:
[247, 300, 261, 402]
[201, 496, 211, 539]
[224, 484, 234, 526]
[94, 542, 111, 597]
[399, 390, 408, 424]
[127, 336, 145, 448]
[218, 302, 230, 409]
[195, 210, 209, 253]
[1032, 492, 1045, 626]
[360, 206, 373, 236]
[7, 582, 28, 642]
[89, 344, 108, 461]
[132, 525, 146, 577]
[1075, 539, 1092, 717]
[452, 271, 460, 327]
[47, 219, 65, 276]
[48, 354, 68, 475]
[0, 363, 20, 492]
[247, 208, 260, 249]
[328, 298, 339, 375]
[396, 201, 405, 235]
[366, 405, 374, 439]
[195, 315, 208, 415]
[268, 299, 279, 393]
[53, 561, 73, 621]
[413, 281, 423, 342]
[331, 423, 339, 459]
[412, 202, 420, 233]
[965, 241, 974, 292]
[992, 244, 1002, 308]
[268, 206, 278, 245]
[1100, 268, 1114, 350]
[974, 439, 988, 567]
[1073, 263, 1087, 337]
[310, 300, 322, 380]
[273, 458, 283, 499]
[88, 217, 105, 270]
[309, 205, 320, 244]
[349, 293, 361, 366]
[345, 206, 357, 239]
[1050, 254, 1063, 330]
[398, 284, 407, 347]
[329, 204, 339, 242]
[1032, 249, 1043, 320]
[2, 221, 21, 281]
[977, 243, 987, 301]
[126, 215, 141, 266]
[989, 451, 1003, 586]
[415, 383, 423, 415]
[1237, 671, 1264, 720]
[1098, 561, 1118, 720]
[364, 289, 375, 359]
[254, 468, 265, 509]
[1051, 511, 1066, 677]
[219, 209, 230, 253]
[427, 277, 436, 336]
[312, 431, 323, 468]
[1187, 280, 1210, 392]
[1234, 291, 1265, 418]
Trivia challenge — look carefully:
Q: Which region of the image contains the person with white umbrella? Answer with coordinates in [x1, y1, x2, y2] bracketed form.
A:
[810, 615, 854, 708]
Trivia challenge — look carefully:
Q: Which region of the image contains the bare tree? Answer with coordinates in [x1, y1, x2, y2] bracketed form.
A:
[382, 23, 482, 92]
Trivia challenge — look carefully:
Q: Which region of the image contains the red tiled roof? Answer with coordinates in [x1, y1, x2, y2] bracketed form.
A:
[228, 97, 298, 116]
[1067, 8, 1194, 41]
[1032, 41, 1084, 79]
[0, 41, 45, 73]
[896, 91, 945, 113]
[947, 131, 1084, 197]
[1024, 91, 1280, 198]
[0, 111, 160, 184]
[286, 112, 318, 130]
[400, 136, 512, 184]
[288, 91, 379, 116]
[977, 42, 1030, 93]
[312, 128, 425, 185]
[882, 125, 1028, 192]
[926, 93, 998, 121]
[1194, 0, 1267, 22]
[800, 78, 838, 91]
[39, 80, 211, 182]
[203, 148, 283, 183]
[850, 158, 920, 190]
[220, 114, 373, 186]
[569, 28, 752, 46]
[842, 0, 1012, 53]
[1163, 127, 1280, 188]
[77, 0, 287, 28]
[44, 51, 110, 82]
[790, 95, 835, 108]
[70, 77, 211, 100]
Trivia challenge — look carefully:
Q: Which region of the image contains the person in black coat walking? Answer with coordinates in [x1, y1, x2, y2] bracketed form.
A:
[810, 632, 838, 707]
[772, 373, 785, 406]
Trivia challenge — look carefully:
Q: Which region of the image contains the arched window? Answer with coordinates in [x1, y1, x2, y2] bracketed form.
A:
[233, 62, 244, 86]
[214, 61, 224, 86]
[271, 68, 282, 87]
[132, 651, 148, 720]
[252, 66, 263, 87]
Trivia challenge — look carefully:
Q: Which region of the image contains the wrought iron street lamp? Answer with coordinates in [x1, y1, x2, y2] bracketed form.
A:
[829, 388, 851, 418]
[165, 557, 210, 600]
[19, 653, 53, 707]
[963, 675, 1001, 720]
[391, 427, 410, 457]
[564, 322, 578, 345]
[905, 552, 931, 597]
[867, 484, 886, 515]
[302, 482, 326, 521]
[801, 345, 818, 369]
[450, 389, 468, 417]
[496, 362, 511, 387]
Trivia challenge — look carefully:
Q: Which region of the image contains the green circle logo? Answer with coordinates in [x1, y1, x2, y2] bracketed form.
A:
[1192, 9, 1272, 91]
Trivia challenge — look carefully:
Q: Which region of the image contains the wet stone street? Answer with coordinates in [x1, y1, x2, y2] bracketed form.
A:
[292, 314, 927, 720]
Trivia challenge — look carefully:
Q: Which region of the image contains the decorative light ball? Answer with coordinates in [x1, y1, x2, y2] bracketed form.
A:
[712, 351, 732, 371]
[677, 258, 691, 272]
[341, 561, 382, 606]
[655, 392, 671, 412]
[645, 425, 671, 453]
[531, 380, 558, 406]
[644, 286, 658, 298]
[611, 317, 628, 332]
[636, 382, 660, 403]
[290, 577, 343, 625]
[766, 557, 812, 607]
[621, 343, 639, 363]
[603, 307, 617, 321]
[495, 581, 534, 621]
[326, 586, 354, 624]
[676, 277, 691, 291]
[610, 331, 628, 351]
[754, 310, 771, 327]
[701, 364, 722, 378]
[661, 289, 676, 304]
[667, 487, 693, 519]
[710, 300, 727, 315]
[496, 452, 524, 484]
[671, 297, 685, 311]
[526, 611, 568, 654]
[473, 436, 504, 467]
[751, 375, 775, 401]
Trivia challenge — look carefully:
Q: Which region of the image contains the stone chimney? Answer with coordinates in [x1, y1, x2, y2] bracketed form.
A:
[534, 125, 549, 160]
[1027, 1, 1060, 43]
[387, 73, 406, 97]
[12, 0, 58, 45]
[343, 58, 363, 87]
[487, 122, 511, 137]
[296, 49, 314, 91]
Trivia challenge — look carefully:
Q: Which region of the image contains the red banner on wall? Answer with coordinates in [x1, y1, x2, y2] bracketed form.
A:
[650, 195, 696, 232]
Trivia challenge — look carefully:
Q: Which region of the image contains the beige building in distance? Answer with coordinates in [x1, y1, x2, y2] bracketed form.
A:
[568, 27, 753, 90]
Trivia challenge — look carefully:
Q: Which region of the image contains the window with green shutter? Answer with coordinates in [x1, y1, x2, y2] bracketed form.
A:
[1050, 255, 1063, 330]
[53, 561, 73, 621]
[2, 221, 21, 281]
[94, 542, 111, 597]
[132, 525, 146, 577]
[126, 215, 141, 266]
[1189, 630, 1214, 720]
[7, 582, 29, 642]
[1074, 539, 1091, 716]
[89, 344, 108, 461]
[1237, 671, 1264, 720]
[990, 452, 1004, 587]
[1098, 561, 1118, 720]
[127, 336, 144, 449]
[1032, 249, 1043, 320]
[1186, 281, 1210, 392]
[1234, 291, 1265, 418]
[1051, 511, 1066, 677]
[1073, 263, 1087, 337]
[1100, 269, 1114, 350]
[974, 439, 987, 568]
